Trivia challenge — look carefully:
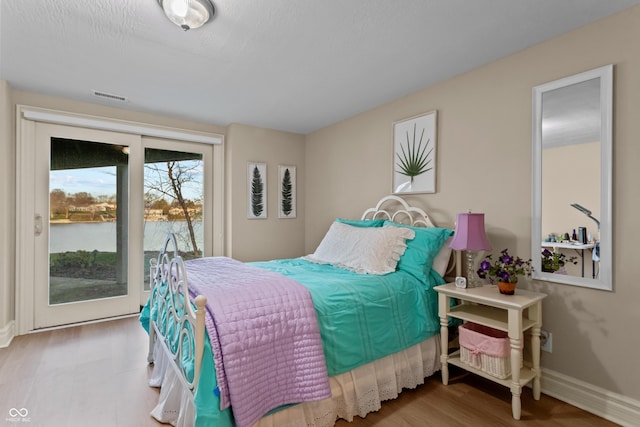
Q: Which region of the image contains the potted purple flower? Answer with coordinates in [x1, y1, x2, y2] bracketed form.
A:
[477, 249, 533, 295]
[541, 249, 577, 274]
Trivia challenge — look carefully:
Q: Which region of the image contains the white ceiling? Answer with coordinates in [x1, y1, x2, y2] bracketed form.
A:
[1, 0, 639, 134]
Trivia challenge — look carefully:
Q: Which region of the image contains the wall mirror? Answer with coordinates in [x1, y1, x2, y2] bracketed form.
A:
[532, 64, 613, 291]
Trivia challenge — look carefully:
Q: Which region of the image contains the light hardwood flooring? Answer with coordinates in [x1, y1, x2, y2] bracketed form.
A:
[0, 317, 618, 427]
[0, 316, 162, 427]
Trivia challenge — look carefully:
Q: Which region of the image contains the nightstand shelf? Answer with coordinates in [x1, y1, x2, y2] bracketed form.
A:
[449, 304, 538, 333]
[435, 282, 547, 420]
[447, 350, 537, 389]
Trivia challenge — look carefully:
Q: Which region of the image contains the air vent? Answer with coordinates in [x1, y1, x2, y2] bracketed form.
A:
[92, 90, 128, 102]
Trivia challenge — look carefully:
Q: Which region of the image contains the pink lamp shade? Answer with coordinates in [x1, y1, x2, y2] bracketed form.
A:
[449, 213, 492, 251]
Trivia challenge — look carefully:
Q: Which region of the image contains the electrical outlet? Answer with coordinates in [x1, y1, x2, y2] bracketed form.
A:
[540, 329, 552, 353]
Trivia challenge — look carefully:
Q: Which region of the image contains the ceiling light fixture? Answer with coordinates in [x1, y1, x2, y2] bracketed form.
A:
[157, 0, 215, 31]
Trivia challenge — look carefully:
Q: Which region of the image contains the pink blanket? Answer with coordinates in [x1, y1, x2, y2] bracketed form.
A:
[185, 257, 330, 427]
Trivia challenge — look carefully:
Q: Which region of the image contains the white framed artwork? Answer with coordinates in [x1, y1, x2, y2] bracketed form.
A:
[247, 162, 267, 219]
[278, 165, 296, 218]
[392, 110, 437, 194]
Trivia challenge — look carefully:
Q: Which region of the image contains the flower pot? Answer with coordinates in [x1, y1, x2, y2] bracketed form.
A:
[497, 281, 516, 295]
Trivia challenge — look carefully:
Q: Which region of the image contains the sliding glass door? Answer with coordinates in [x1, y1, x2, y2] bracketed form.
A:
[31, 126, 214, 329]
[34, 123, 142, 328]
[48, 139, 129, 304]
[143, 139, 213, 290]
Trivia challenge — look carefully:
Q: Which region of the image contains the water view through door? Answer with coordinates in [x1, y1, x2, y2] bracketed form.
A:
[32, 123, 213, 328]
[143, 147, 205, 290]
[34, 123, 142, 329]
[48, 144, 206, 296]
[49, 139, 129, 304]
[22, 118, 217, 331]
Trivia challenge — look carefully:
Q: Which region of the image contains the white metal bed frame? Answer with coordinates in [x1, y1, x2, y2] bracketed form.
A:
[146, 194, 452, 426]
[361, 194, 437, 226]
[147, 233, 207, 392]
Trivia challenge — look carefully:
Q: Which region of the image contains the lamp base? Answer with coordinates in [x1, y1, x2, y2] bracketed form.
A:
[465, 251, 483, 288]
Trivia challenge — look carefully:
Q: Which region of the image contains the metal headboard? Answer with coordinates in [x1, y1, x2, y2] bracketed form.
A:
[361, 195, 457, 277]
[361, 195, 437, 228]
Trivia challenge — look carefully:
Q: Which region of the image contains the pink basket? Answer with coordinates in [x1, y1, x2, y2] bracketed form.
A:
[458, 322, 522, 379]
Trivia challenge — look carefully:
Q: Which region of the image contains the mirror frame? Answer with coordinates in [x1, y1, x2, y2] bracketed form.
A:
[532, 64, 613, 291]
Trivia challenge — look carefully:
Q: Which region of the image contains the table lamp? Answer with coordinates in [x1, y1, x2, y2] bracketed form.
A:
[449, 213, 492, 288]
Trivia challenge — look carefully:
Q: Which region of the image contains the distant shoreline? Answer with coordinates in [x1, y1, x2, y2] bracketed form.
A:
[50, 218, 174, 224]
[49, 220, 202, 253]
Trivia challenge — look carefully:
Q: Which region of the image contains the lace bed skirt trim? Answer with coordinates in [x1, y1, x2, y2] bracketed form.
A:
[149, 335, 441, 427]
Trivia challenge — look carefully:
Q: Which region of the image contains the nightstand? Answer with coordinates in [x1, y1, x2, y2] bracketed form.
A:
[434, 282, 547, 420]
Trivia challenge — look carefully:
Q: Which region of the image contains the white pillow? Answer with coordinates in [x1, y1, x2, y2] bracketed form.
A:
[432, 236, 453, 277]
[305, 222, 415, 275]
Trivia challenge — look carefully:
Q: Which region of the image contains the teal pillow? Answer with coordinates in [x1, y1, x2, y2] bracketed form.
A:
[336, 218, 386, 228]
[383, 220, 453, 283]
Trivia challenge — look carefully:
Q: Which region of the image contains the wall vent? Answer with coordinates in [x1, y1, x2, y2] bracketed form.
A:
[92, 90, 127, 102]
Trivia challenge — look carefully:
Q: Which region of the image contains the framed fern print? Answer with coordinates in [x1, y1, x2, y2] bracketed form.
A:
[247, 162, 267, 219]
[392, 110, 437, 194]
[278, 165, 296, 218]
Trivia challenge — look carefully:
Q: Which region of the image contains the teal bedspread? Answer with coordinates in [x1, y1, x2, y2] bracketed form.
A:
[252, 258, 444, 376]
[141, 257, 444, 426]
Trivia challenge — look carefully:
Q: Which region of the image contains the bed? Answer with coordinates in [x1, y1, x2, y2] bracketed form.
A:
[140, 195, 456, 427]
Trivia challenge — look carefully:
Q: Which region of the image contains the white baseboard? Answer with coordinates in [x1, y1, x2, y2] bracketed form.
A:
[0, 320, 15, 348]
[541, 367, 640, 427]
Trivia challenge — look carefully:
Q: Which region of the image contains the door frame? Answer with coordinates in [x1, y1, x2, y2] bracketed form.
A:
[33, 123, 143, 329]
[15, 105, 225, 334]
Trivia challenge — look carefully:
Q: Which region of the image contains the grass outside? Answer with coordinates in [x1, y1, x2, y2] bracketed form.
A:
[49, 250, 198, 303]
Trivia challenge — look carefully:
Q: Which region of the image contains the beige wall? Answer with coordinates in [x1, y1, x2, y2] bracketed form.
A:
[0, 81, 15, 332]
[542, 142, 601, 278]
[542, 141, 600, 241]
[306, 7, 640, 401]
[226, 123, 305, 261]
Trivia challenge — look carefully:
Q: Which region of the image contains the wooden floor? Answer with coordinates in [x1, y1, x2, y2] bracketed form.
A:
[0, 317, 619, 427]
[0, 316, 162, 427]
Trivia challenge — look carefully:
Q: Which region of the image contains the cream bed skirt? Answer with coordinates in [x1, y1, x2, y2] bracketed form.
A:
[149, 335, 441, 427]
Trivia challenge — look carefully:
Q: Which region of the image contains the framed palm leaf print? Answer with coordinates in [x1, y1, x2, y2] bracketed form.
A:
[247, 162, 267, 219]
[278, 165, 296, 218]
[392, 110, 437, 194]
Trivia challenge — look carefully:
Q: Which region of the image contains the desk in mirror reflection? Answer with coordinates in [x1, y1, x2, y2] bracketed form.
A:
[540, 241, 597, 278]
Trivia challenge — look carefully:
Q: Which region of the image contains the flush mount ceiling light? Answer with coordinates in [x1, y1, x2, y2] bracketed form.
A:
[157, 0, 215, 31]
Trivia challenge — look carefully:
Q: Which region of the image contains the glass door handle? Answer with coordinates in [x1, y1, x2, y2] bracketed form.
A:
[34, 214, 43, 236]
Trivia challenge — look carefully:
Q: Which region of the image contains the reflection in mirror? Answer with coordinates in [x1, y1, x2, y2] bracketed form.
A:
[532, 65, 612, 291]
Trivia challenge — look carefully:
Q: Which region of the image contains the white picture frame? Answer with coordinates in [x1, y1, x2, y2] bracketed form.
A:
[278, 165, 296, 219]
[247, 162, 267, 219]
[392, 110, 437, 194]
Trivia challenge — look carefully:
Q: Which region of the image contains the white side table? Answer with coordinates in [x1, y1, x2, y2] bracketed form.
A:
[434, 282, 547, 420]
